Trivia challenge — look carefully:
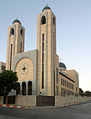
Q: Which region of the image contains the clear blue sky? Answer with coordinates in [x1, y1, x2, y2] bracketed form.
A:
[0, 0, 91, 91]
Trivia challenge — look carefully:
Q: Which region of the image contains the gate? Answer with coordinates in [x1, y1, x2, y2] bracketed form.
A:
[36, 96, 55, 106]
[8, 96, 15, 104]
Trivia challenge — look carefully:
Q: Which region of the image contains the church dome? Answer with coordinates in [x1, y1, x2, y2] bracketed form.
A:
[12, 19, 21, 24]
[42, 5, 51, 12]
[59, 62, 67, 70]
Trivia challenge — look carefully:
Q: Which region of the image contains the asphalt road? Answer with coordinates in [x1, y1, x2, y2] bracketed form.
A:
[0, 103, 91, 119]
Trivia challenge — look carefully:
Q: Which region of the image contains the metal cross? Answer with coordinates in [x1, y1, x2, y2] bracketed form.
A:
[22, 66, 27, 72]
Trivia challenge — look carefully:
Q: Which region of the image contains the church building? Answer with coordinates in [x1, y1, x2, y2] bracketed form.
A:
[1, 6, 79, 100]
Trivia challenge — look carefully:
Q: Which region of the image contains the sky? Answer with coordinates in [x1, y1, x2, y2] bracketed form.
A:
[0, 0, 91, 92]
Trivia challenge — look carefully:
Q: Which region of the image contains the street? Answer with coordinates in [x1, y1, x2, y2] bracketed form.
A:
[0, 103, 91, 119]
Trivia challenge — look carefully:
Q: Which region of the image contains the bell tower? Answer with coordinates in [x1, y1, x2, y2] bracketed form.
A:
[37, 6, 56, 96]
[6, 19, 25, 70]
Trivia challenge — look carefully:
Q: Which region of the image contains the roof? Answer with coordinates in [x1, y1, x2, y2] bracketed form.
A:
[42, 5, 51, 12]
[59, 62, 67, 70]
[12, 19, 21, 24]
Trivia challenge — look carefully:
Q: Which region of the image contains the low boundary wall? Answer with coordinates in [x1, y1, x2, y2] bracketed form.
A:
[0, 95, 91, 107]
[15, 95, 36, 106]
[55, 95, 91, 107]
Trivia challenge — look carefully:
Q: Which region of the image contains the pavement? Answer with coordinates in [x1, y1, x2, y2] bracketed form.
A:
[0, 103, 91, 119]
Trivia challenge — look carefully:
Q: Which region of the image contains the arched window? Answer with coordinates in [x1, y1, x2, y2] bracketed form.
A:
[22, 82, 26, 95]
[10, 28, 14, 36]
[41, 16, 46, 25]
[16, 83, 20, 95]
[28, 81, 32, 95]
[20, 29, 23, 36]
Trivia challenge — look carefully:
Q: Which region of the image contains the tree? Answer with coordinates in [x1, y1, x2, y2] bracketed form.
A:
[0, 70, 18, 103]
[79, 88, 84, 97]
[85, 91, 91, 97]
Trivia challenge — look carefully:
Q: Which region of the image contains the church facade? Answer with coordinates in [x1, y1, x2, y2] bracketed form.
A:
[1, 6, 79, 98]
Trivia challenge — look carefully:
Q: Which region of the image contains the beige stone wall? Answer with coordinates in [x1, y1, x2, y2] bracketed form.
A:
[47, 10, 56, 96]
[15, 95, 36, 106]
[59, 73, 75, 96]
[0, 96, 3, 105]
[56, 55, 59, 68]
[63, 70, 79, 95]
[16, 58, 33, 83]
[13, 49, 37, 95]
[55, 55, 59, 95]
[37, 9, 56, 96]
[55, 95, 91, 107]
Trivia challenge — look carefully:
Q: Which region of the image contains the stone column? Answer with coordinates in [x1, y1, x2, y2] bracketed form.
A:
[20, 82, 22, 95]
[26, 82, 28, 95]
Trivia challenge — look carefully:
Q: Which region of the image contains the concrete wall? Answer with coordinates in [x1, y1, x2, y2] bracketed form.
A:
[55, 95, 91, 107]
[15, 95, 36, 106]
[0, 96, 3, 105]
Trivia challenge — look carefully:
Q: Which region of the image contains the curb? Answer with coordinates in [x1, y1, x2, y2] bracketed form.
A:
[63, 102, 80, 107]
[0, 105, 31, 109]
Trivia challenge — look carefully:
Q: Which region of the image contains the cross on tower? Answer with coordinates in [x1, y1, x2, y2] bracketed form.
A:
[22, 66, 27, 72]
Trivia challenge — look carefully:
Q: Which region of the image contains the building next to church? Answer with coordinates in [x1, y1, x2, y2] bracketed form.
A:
[0, 6, 79, 103]
[0, 62, 6, 73]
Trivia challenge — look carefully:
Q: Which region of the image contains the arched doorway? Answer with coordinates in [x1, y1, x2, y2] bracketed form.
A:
[22, 82, 26, 95]
[28, 81, 32, 95]
[16, 83, 20, 95]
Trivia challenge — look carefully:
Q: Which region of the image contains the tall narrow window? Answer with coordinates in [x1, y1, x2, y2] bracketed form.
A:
[56, 68, 58, 83]
[20, 29, 23, 36]
[42, 34, 44, 89]
[53, 17, 55, 25]
[54, 70, 55, 96]
[10, 44, 13, 70]
[20, 42, 22, 53]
